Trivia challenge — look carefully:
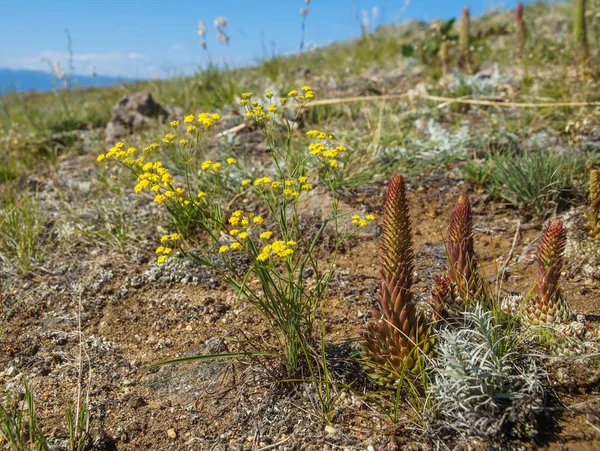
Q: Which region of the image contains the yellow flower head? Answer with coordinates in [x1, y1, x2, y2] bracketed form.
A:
[219, 245, 230, 254]
[287, 89, 298, 97]
[162, 134, 176, 145]
[301, 85, 312, 92]
[187, 125, 197, 134]
[241, 179, 251, 186]
[212, 162, 223, 172]
[298, 176, 308, 184]
[160, 235, 170, 243]
[157, 255, 167, 265]
[226, 158, 237, 165]
[201, 160, 212, 171]
[197, 192, 208, 199]
[267, 104, 278, 113]
[241, 92, 253, 100]
[230, 242, 241, 250]
[170, 120, 180, 128]
[156, 246, 165, 254]
[238, 232, 249, 240]
[366, 214, 376, 221]
[259, 231, 272, 240]
[184, 114, 195, 124]
[265, 91, 274, 99]
[170, 233, 181, 241]
[253, 216, 264, 225]
[97, 154, 106, 162]
[179, 139, 189, 145]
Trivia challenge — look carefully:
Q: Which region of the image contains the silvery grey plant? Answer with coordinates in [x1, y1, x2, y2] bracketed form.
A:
[431, 306, 545, 438]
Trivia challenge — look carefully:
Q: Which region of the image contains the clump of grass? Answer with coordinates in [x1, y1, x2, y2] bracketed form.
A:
[464, 150, 587, 217]
[0, 377, 89, 451]
[0, 192, 54, 275]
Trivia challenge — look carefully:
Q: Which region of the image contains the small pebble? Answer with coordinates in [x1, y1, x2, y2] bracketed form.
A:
[167, 428, 177, 439]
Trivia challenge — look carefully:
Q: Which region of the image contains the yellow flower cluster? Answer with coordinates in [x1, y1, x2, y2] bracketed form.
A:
[240, 87, 315, 127]
[256, 240, 297, 262]
[199, 158, 236, 173]
[156, 233, 181, 265]
[218, 210, 271, 256]
[177, 112, 222, 130]
[244, 175, 314, 199]
[352, 214, 377, 228]
[306, 130, 347, 168]
[133, 161, 187, 204]
[97, 142, 145, 167]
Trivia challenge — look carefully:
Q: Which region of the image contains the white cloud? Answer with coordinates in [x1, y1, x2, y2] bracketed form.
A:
[127, 52, 145, 60]
[171, 44, 184, 51]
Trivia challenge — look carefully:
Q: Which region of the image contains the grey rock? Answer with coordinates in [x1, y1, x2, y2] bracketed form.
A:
[105, 92, 179, 144]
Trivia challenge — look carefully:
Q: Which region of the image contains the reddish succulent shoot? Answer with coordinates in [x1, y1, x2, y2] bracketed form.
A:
[526, 219, 572, 325]
[445, 195, 487, 309]
[362, 174, 434, 384]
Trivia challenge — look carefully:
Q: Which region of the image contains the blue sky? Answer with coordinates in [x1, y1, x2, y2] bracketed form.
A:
[0, 0, 531, 78]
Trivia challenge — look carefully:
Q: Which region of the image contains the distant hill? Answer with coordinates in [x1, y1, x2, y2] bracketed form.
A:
[0, 68, 136, 93]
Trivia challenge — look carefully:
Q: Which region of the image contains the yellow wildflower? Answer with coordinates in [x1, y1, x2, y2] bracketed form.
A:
[230, 242, 241, 250]
[267, 104, 277, 113]
[160, 235, 169, 243]
[298, 176, 308, 184]
[301, 85, 312, 92]
[179, 139, 189, 145]
[229, 229, 240, 236]
[212, 162, 223, 172]
[184, 114, 195, 124]
[253, 216, 264, 225]
[271, 181, 281, 189]
[301, 184, 313, 191]
[329, 160, 339, 168]
[238, 232, 249, 240]
[280, 97, 288, 106]
[366, 214, 376, 221]
[187, 125, 197, 134]
[170, 233, 180, 241]
[241, 92, 253, 99]
[157, 255, 167, 265]
[219, 245, 229, 254]
[151, 185, 161, 193]
[201, 160, 212, 170]
[265, 91, 274, 98]
[96, 154, 106, 162]
[156, 246, 165, 254]
[287, 89, 298, 97]
[260, 231, 272, 240]
[256, 252, 270, 262]
[197, 192, 208, 199]
[163, 134, 176, 145]
[154, 194, 167, 203]
[227, 158, 237, 165]
[242, 179, 251, 186]
[163, 247, 173, 255]
[170, 120, 180, 128]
